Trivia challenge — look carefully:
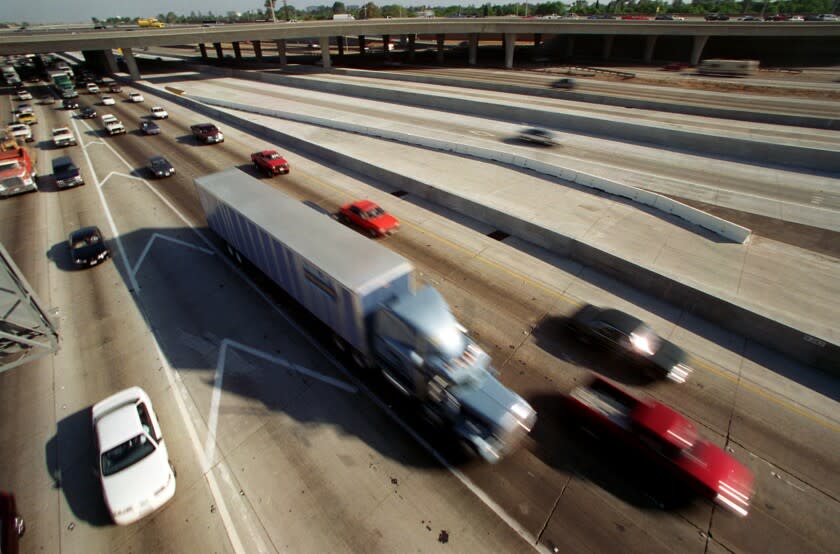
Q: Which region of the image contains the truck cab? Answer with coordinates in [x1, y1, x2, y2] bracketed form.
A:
[372, 286, 536, 462]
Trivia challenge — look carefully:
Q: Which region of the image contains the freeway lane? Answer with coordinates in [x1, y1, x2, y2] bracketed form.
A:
[177, 76, 840, 221]
[3, 80, 839, 553]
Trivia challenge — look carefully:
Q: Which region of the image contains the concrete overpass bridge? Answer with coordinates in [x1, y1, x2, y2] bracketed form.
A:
[2, 19, 839, 79]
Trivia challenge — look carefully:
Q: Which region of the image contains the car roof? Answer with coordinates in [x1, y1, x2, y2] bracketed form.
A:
[350, 199, 379, 211]
[69, 226, 102, 241]
[95, 403, 143, 451]
[592, 307, 645, 332]
[150, 155, 168, 163]
[52, 155, 74, 166]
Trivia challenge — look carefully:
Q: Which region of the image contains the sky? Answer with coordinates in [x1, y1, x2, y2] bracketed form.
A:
[1, 0, 478, 24]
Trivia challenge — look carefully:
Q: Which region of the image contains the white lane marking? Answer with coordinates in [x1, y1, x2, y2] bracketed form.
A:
[469, 129, 495, 137]
[98, 170, 145, 188]
[78, 96, 545, 552]
[203, 338, 357, 469]
[132, 232, 214, 283]
[69, 115, 248, 554]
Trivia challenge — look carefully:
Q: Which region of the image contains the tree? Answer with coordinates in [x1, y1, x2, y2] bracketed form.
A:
[358, 1, 381, 18]
[333, 1, 347, 13]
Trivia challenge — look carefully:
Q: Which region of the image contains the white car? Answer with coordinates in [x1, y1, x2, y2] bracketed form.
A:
[101, 114, 126, 135]
[16, 89, 32, 100]
[150, 106, 168, 119]
[101, 95, 116, 105]
[128, 92, 144, 103]
[92, 386, 176, 525]
[86, 82, 101, 93]
[51, 126, 77, 147]
[7, 123, 33, 142]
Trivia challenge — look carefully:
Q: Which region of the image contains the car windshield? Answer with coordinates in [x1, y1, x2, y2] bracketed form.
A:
[151, 159, 167, 168]
[72, 233, 101, 249]
[101, 434, 156, 476]
[267, 153, 280, 160]
[363, 207, 385, 218]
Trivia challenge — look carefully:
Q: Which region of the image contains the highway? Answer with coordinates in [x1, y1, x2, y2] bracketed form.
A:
[1, 68, 839, 554]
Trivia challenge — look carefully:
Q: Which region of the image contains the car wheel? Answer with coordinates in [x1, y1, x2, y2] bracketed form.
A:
[169, 461, 177, 478]
[368, 229, 378, 238]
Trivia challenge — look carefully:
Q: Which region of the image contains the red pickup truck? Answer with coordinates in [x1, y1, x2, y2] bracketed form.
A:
[567, 375, 754, 516]
[251, 150, 290, 176]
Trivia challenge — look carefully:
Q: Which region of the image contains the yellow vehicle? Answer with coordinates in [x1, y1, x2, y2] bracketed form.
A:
[138, 17, 166, 28]
[16, 113, 38, 125]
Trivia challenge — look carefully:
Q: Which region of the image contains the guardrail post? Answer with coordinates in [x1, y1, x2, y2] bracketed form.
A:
[121, 47, 141, 80]
[383, 34, 391, 58]
[359, 35, 366, 55]
[601, 35, 614, 60]
[198, 43, 208, 59]
[468, 33, 478, 65]
[565, 36, 575, 58]
[408, 34, 416, 61]
[436, 34, 446, 63]
[253, 40, 263, 61]
[644, 35, 657, 63]
[232, 41, 242, 60]
[691, 35, 709, 66]
[319, 36, 332, 69]
[213, 42, 224, 59]
[275, 39, 287, 68]
[504, 33, 516, 68]
[534, 33, 542, 47]
[337, 35, 345, 57]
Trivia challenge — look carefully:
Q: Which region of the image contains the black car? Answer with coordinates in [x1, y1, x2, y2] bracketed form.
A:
[517, 127, 557, 146]
[705, 13, 730, 20]
[79, 106, 97, 119]
[655, 14, 674, 20]
[140, 121, 161, 135]
[52, 156, 84, 189]
[568, 304, 692, 383]
[551, 78, 577, 90]
[68, 226, 110, 267]
[62, 98, 79, 110]
[148, 155, 175, 178]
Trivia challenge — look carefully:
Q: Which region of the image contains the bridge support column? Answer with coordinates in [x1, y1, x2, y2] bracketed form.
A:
[436, 34, 445, 64]
[213, 42, 224, 59]
[198, 43, 208, 59]
[358, 35, 366, 55]
[468, 34, 478, 65]
[534, 33, 542, 47]
[232, 41, 242, 60]
[408, 35, 416, 61]
[601, 35, 614, 60]
[337, 36, 345, 57]
[383, 34, 391, 58]
[644, 36, 657, 64]
[565, 36, 575, 58]
[103, 49, 118, 74]
[253, 40, 263, 60]
[319, 36, 332, 69]
[691, 35, 709, 66]
[504, 33, 516, 69]
[275, 39, 287, 68]
[121, 47, 141, 80]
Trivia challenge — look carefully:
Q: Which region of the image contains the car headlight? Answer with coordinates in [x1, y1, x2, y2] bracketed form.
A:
[97, 250, 108, 260]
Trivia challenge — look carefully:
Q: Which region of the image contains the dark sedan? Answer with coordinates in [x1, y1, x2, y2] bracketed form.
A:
[140, 121, 161, 135]
[568, 304, 692, 383]
[148, 156, 175, 178]
[68, 226, 110, 267]
[79, 106, 97, 119]
[62, 98, 79, 110]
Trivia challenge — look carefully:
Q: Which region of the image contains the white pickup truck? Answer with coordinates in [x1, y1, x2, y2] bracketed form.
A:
[101, 114, 126, 136]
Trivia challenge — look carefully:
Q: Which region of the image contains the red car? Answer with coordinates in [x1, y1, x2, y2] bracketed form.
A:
[567, 376, 754, 516]
[338, 200, 400, 237]
[251, 150, 290, 176]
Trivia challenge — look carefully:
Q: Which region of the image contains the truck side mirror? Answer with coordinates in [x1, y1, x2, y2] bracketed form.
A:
[409, 351, 423, 368]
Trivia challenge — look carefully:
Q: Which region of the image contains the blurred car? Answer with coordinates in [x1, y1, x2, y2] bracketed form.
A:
[15, 113, 37, 125]
[108, 83, 122, 93]
[788, 15, 804, 21]
[86, 82, 100, 93]
[654, 14, 674, 20]
[0, 491, 25, 554]
[338, 199, 400, 237]
[140, 121, 161, 135]
[517, 127, 556, 146]
[52, 127, 77, 147]
[39, 95, 56, 105]
[737, 15, 762, 21]
[551, 77, 576, 90]
[16, 89, 32, 101]
[62, 98, 80, 110]
[100, 96, 115, 106]
[79, 106, 97, 119]
[6, 123, 33, 142]
[765, 14, 788, 21]
[15, 103, 33, 115]
[818, 13, 838, 20]
[150, 106, 168, 119]
[705, 13, 730, 20]
[68, 226, 109, 266]
[148, 155, 175, 178]
[128, 92, 144, 103]
[52, 155, 85, 189]
[92, 386, 176, 525]
[568, 304, 693, 383]
[61, 89, 79, 99]
[662, 62, 689, 71]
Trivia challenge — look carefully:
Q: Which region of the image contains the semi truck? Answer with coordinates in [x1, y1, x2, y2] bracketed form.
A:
[194, 168, 537, 462]
[0, 145, 37, 198]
